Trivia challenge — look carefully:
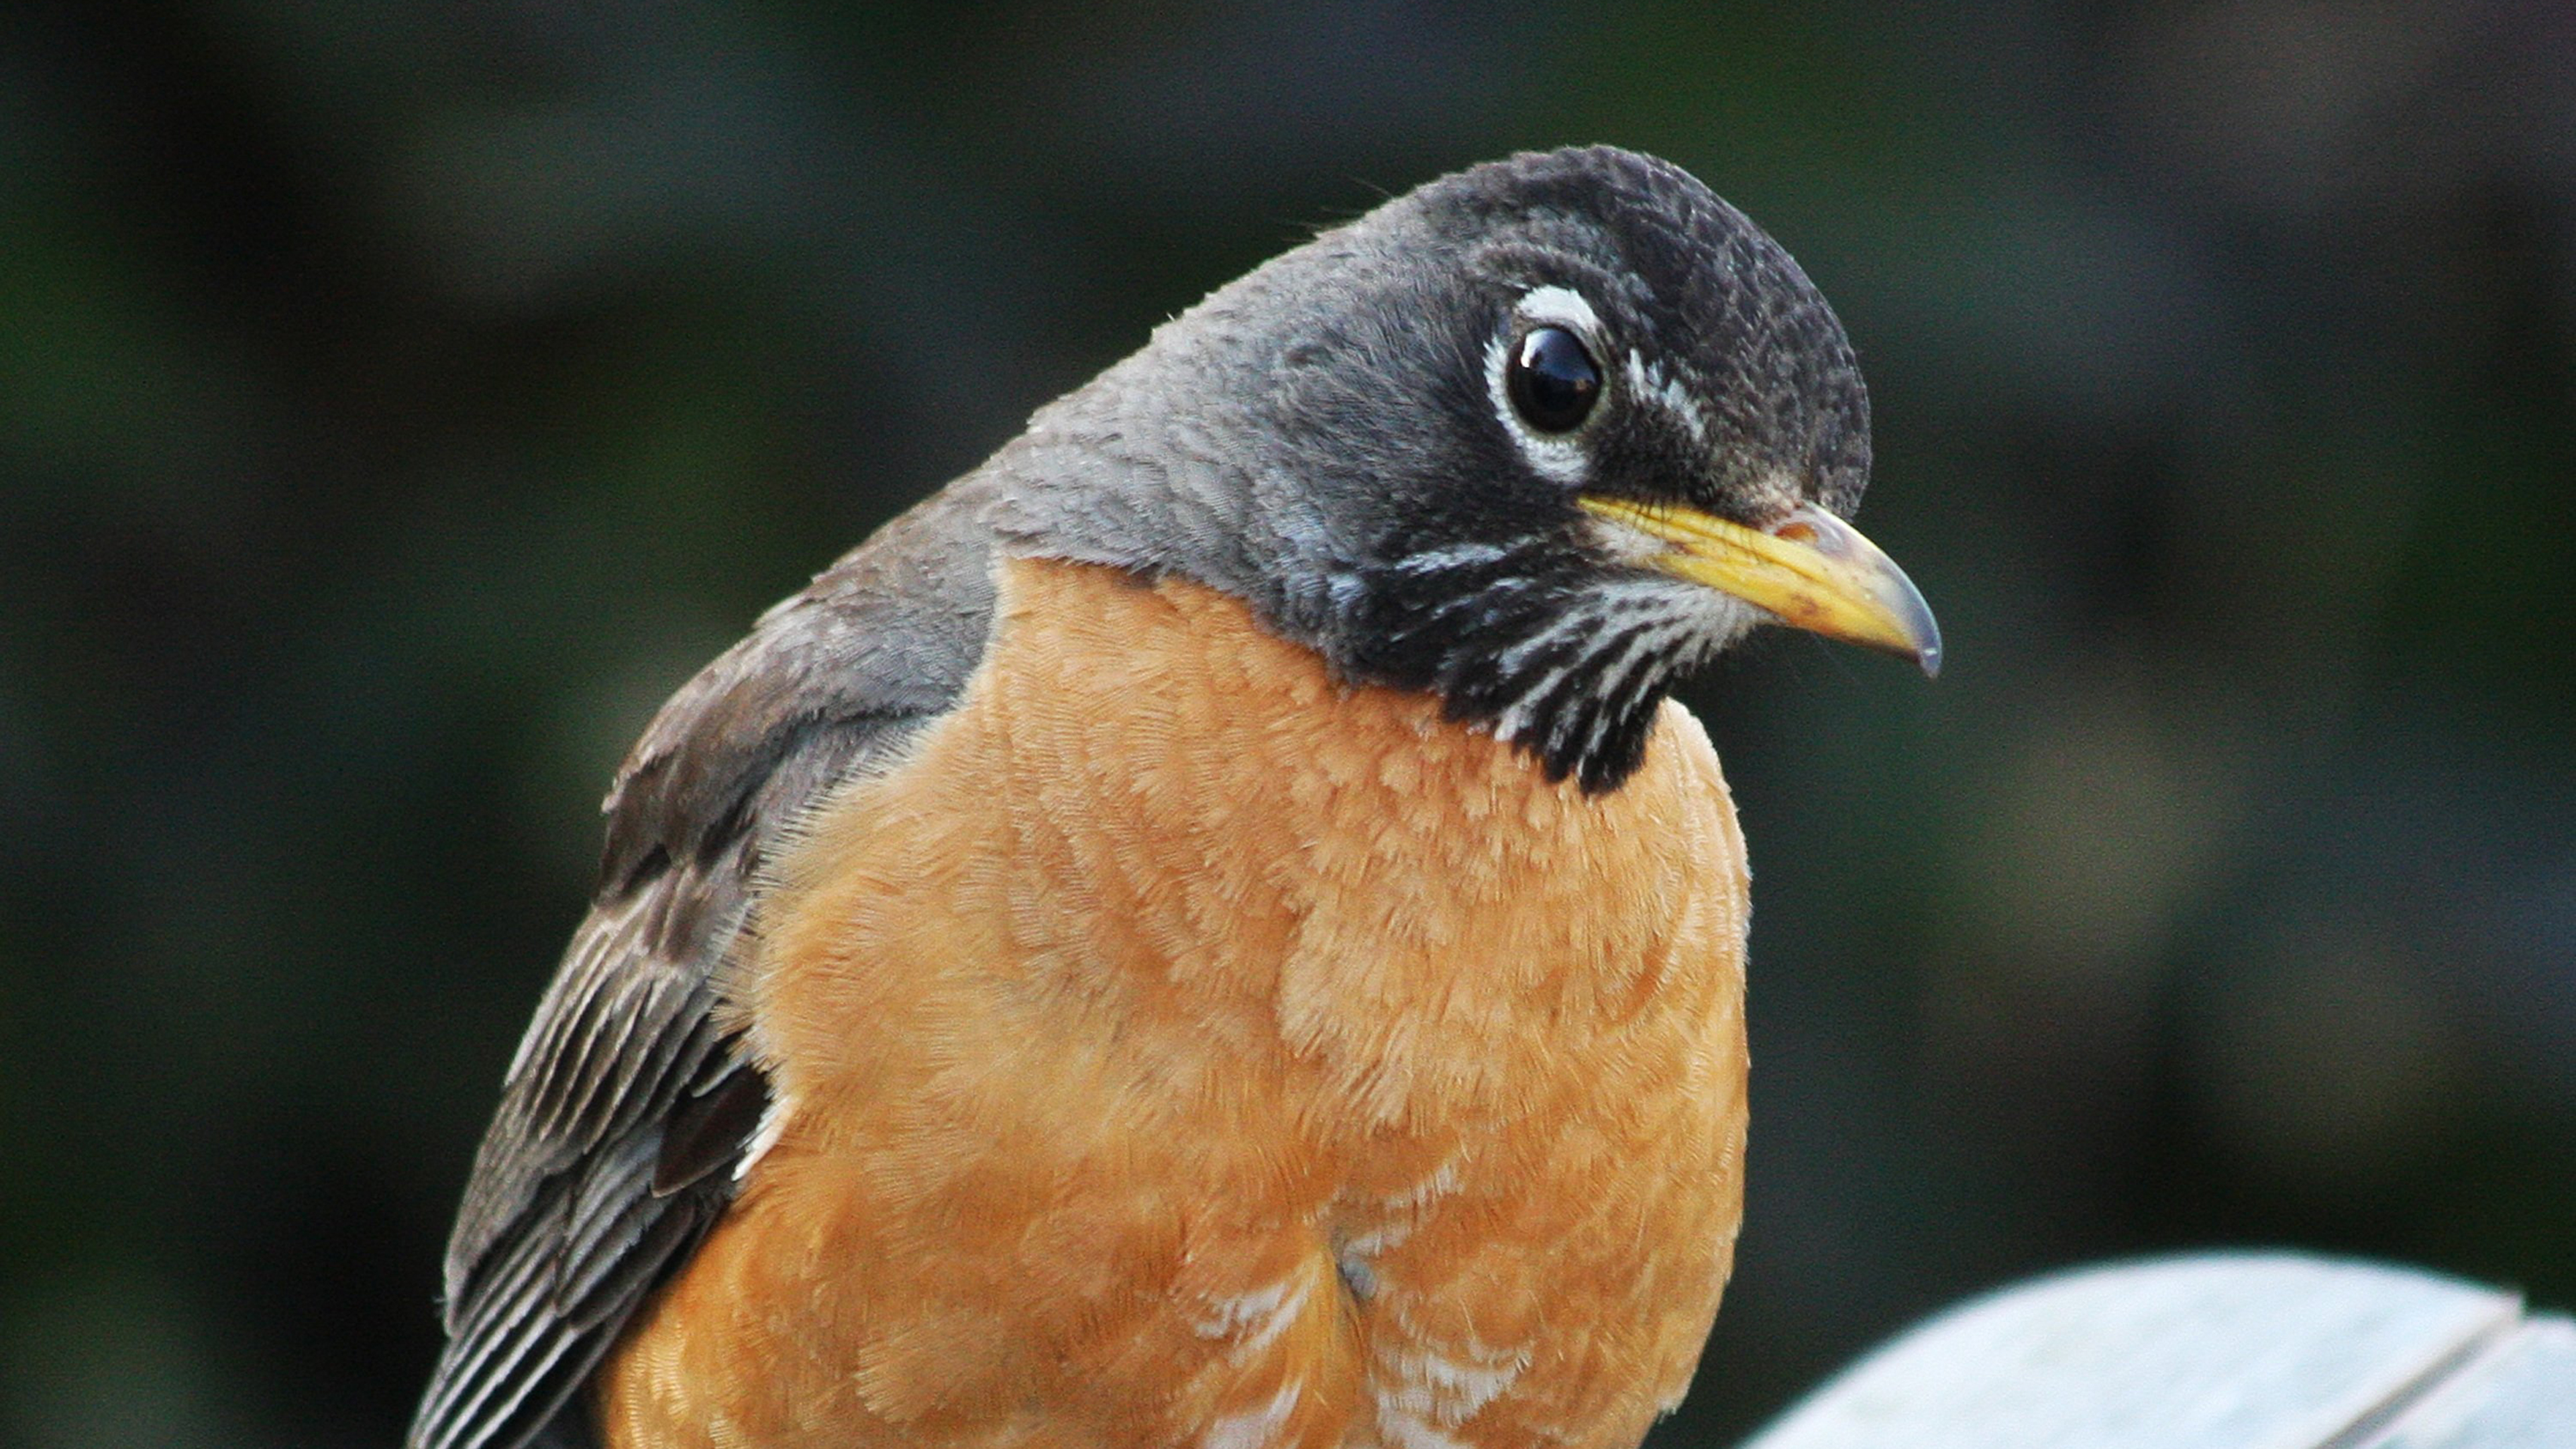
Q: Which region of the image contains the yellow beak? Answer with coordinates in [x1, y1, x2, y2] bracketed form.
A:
[1577, 496, 1943, 676]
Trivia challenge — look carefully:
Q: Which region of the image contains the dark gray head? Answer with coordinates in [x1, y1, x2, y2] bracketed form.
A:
[986, 146, 1936, 792]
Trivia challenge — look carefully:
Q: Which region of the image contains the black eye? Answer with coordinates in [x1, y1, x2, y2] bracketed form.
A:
[1506, 326, 1601, 433]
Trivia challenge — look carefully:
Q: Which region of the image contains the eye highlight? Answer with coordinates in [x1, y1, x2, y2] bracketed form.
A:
[1506, 327, 1601, 433]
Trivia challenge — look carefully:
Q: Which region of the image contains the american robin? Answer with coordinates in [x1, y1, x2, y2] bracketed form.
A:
[409, 146, 1939, 1449]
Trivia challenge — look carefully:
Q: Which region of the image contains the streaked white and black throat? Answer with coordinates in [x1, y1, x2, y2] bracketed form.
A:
[1346, 539, 1753, 794]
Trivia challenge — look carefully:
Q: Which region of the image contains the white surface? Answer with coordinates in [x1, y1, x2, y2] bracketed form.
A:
[1739, 1252, 2571, 1449]
[2360, 1316, 2576, 1448]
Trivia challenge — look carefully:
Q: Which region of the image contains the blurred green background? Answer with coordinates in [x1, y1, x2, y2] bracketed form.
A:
[4, 1, 2573, 1444]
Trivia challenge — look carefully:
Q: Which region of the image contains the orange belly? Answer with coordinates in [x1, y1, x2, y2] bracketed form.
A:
[593, 557, 1751, 1449]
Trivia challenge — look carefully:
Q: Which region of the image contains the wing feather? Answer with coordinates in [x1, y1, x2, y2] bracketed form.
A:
[408, 493, 1000, 1449]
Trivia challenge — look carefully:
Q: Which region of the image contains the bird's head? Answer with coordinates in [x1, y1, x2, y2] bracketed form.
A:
[1004, 146, 1939, 792]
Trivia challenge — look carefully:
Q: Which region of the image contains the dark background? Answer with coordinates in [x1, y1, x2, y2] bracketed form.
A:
[5, 2, 2573, 1445]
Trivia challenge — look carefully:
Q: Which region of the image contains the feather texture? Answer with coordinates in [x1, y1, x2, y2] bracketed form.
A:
[409, 496, 1001, 1449]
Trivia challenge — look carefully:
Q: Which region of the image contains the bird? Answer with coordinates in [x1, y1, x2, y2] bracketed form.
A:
[408, 145, 1939, 1449]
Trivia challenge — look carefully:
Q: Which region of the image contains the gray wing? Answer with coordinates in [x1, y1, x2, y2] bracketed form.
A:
[409, 492, 1000, 1449]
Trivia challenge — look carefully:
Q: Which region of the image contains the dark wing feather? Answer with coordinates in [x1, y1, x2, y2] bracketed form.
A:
[409, 494, 1000, 1449]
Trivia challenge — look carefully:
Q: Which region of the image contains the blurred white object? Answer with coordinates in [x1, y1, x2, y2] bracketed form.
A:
[1742, 1252, 2573, 1448]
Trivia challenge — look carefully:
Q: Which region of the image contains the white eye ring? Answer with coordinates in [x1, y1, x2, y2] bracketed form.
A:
[1515, 284, 1602, 337]
[1488, 286, 1608, 485]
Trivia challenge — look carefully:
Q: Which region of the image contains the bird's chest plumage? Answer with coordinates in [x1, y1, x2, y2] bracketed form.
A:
[594, 558, 1752, 1449]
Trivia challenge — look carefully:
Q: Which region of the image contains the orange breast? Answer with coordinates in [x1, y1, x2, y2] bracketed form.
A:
[594, 557, 1751, 1449]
